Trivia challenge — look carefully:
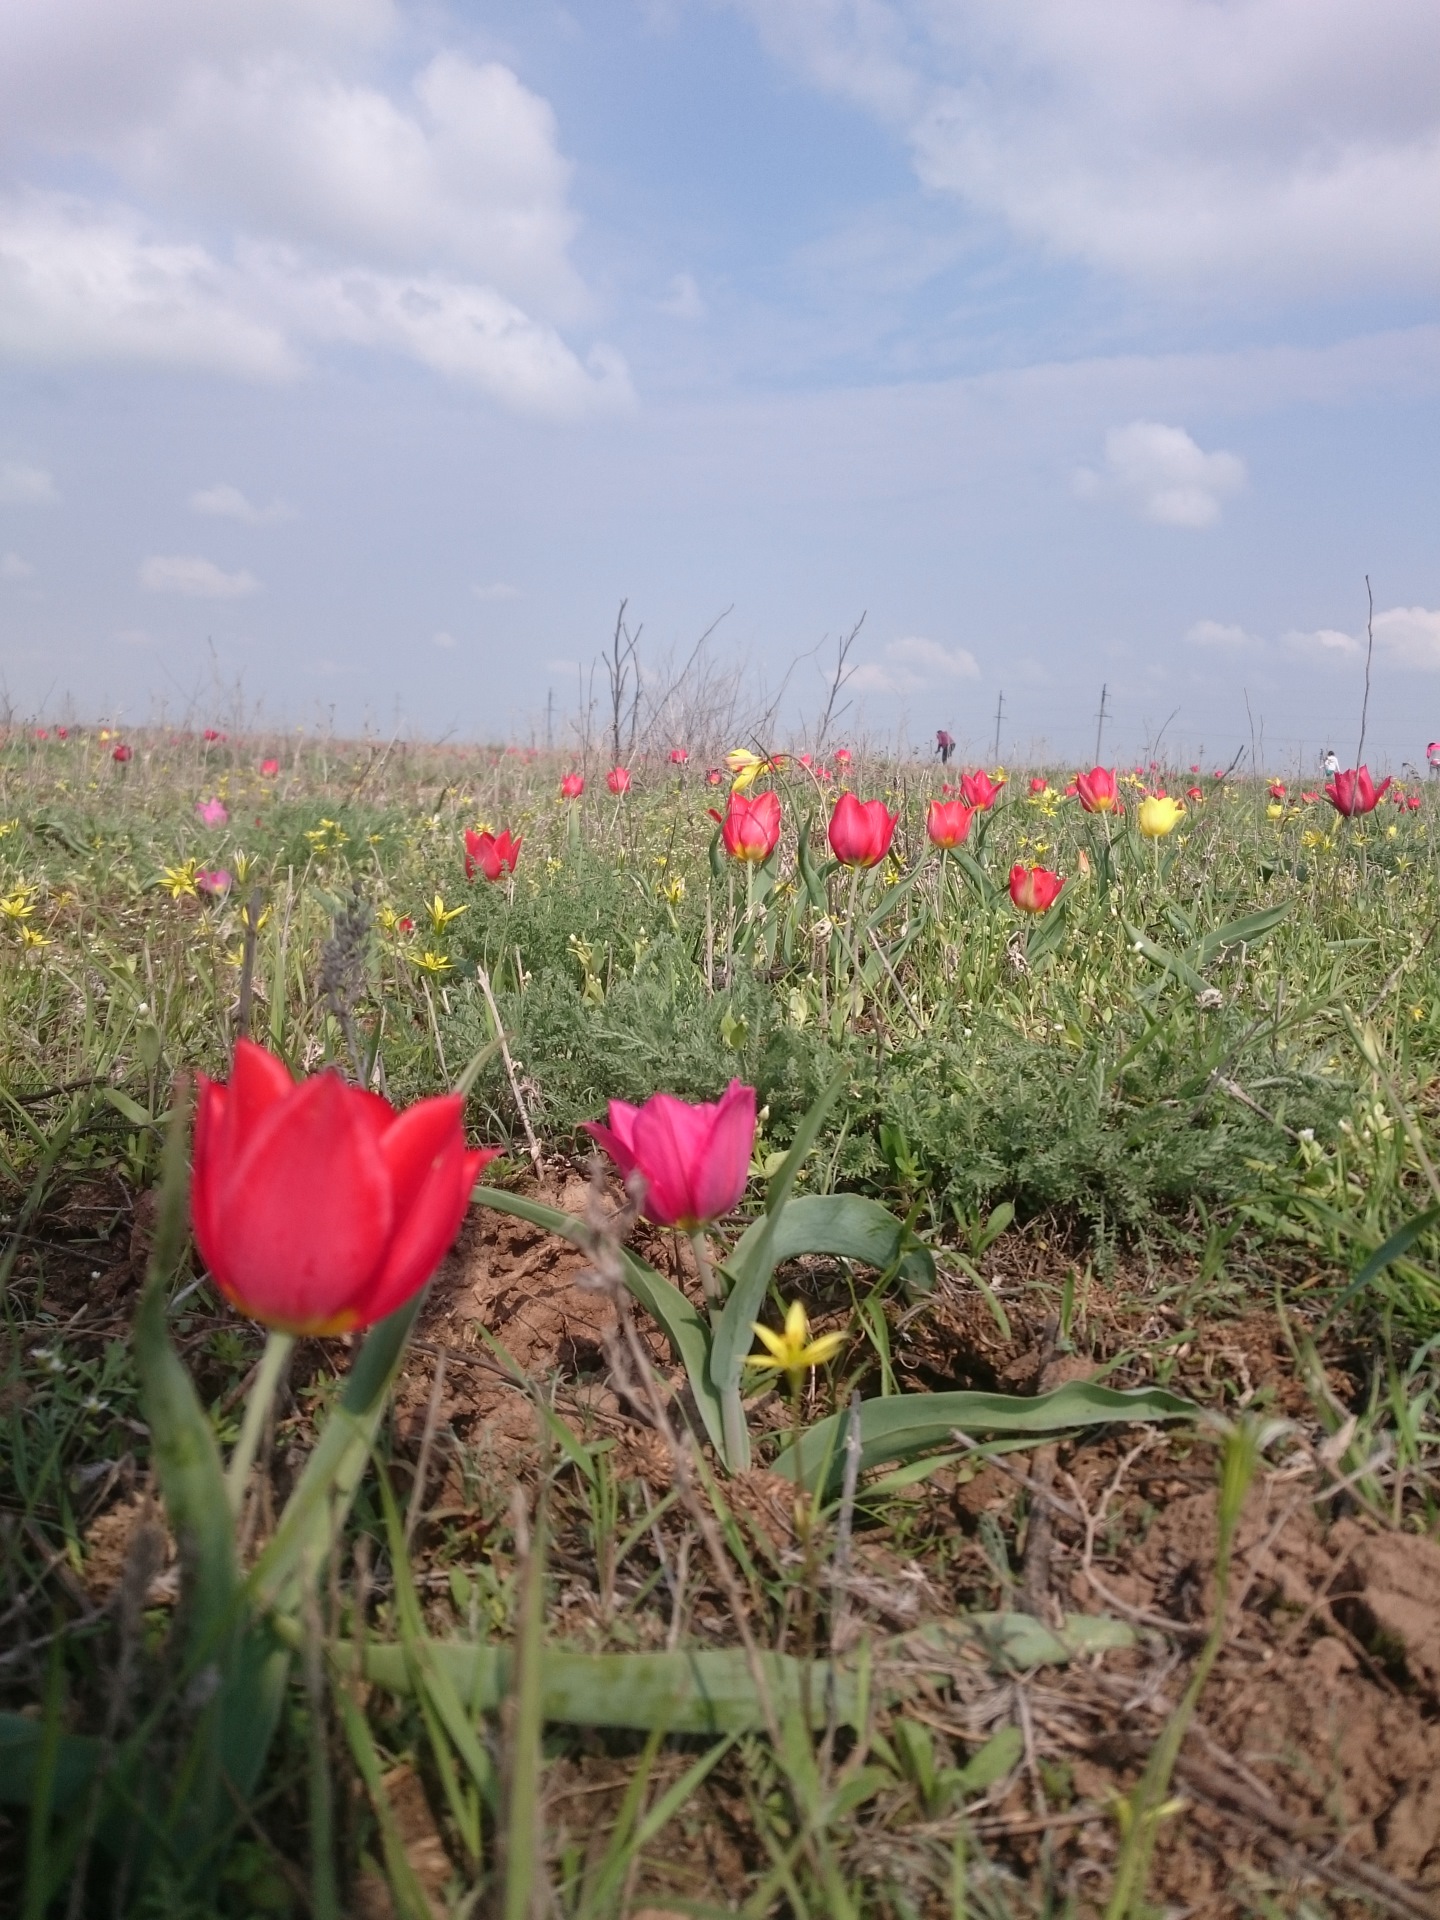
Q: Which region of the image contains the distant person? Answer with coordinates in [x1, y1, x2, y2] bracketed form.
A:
[1322, 748, 1340, 777]
[1428, 741, 1440, 776]
[936, 729, 955, 765]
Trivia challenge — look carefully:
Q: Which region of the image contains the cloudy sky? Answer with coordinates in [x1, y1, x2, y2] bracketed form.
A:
[1, 0, 1437, 766]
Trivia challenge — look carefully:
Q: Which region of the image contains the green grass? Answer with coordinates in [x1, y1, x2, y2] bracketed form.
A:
[1, 730, 1438, 1917]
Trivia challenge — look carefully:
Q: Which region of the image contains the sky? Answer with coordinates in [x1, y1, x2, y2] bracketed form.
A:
[1, 0, 1438, 769]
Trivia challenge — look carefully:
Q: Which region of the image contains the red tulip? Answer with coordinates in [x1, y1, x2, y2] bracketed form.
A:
[34, 728, 48, 740]
[710, 790, 781, 863]
[465, 827, 522, 881]
[828, 792, 897, 868]
[705, 767, 723, 785]
[1324, 765, 1392, 817]
[669, 747, 689, 764]
[583, 1080, 756, 1229]
[55, 727, 68, 740]
[607, 766, 631, 794]
[1268, 780, 1287, 800]
[1301, 790, 1319, 803]
[560, 772, 585, 799]
[1074, 766, 1120, 814]
[960, 769, 1004, 809]
[1028, 776, 1046, 794]
[112, 744, 132, 763]
[1009, 864, 1065, 912]
[203, 728, 224, 743]
[261, 757, 280, 776]
[192, 1039, 497, 1335]
[834, 748, 852, 766]
[1408, 795, 1422, 811]
[1186, 785, 1204, 802]
[925, 798, 974, 849]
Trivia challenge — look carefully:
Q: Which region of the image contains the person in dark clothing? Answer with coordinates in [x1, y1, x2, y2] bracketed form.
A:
[936, 729, 955, 764]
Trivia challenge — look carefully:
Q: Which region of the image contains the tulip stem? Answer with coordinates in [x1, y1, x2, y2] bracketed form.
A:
[688, 1229, 723, 1308]
[226, 1330, 296, 1516]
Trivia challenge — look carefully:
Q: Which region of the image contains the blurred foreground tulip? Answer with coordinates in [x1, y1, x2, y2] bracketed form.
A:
[196, 868, 232, 897]
[925, 798, 974, 849]
[196, 797, 228, 827]
[711, 790, 781, 863]
[583, 1080, 756, 1229]
[960, 769, 1004, 809]
[560, 772, 585, 799]
[1075, 767, 1120, 814]
[112, 744, 132, 764]
[1324, 765, 1392, 816]
[828, 792, 897, 868]
[464, 827, 522, 881]
[192, 1039, 497, 1335]
[260, 757, 280, 777]
[1137, 794, 1186, 838]
[1009, 864, 1065, 912]
[607, 766, 632, 794]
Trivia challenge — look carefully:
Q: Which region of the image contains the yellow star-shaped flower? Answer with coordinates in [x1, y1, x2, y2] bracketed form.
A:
[745, 1300, 846, 1393]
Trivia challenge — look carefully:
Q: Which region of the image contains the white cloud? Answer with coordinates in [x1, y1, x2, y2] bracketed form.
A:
[1283, 625, 1362, 662]
[1075, 421, 1246, 527]
[1, 552, 35, 580]
[190, 481, 292, 523]
[474, 581, 521, 601]
[134, 55, 587, 319]
[0, 459, 58, 504]
[431, 629, 455, 649]
[0, 193, 297, 378]
[851, 634, 980, 693]
[730, 1, 1440, 300]
[660, 273, 706, 320]
[1186, 619, 1253, 649]
[139, 554, 261, 598]
[1373, 604, 1440, 672]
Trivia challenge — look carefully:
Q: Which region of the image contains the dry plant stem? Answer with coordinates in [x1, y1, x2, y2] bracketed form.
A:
[475, 962, 543, 1171]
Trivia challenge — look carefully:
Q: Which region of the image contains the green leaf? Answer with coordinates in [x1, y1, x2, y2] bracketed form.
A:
[102, 1086, 152, 1127]
[796, 817, 829, 911]
[1197, 903, 1290, 967]
[707, 1071, 847, 1453]
[725, 1191, 934, 1300]
[952, 846, 998, 906]
[1024, 896, 1069, 967]
[954, 1725, 1023, 1792]
[779, 1381, 1197, 1492]
[1124, 923, 1208, 997]
[471, 1186, 725, 1457]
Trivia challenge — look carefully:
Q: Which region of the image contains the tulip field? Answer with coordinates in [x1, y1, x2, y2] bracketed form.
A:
[3, 726, 1440, 1917]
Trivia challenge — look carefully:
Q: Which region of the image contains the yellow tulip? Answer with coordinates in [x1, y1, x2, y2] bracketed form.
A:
[1137, 795, 1185, 839]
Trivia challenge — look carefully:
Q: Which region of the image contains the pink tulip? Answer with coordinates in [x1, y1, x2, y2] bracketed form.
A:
[560, 772, 585, 799]
[465, 828, 522, 881]
[607, 766, 632, 794]
[1009, 864, 1065, 913]
[261, 757, 280, 777]
[1074, 767, 1120, 814]
[196, 797, 229, 827]
[827, 793, 897, 868]
[1324, 766, 1392, 817]
[925, 799, 974, 849]
[960, 769, 1005, 809]
[583, 1081, 757, 1229]
[834, 748, 852, 767]
[196, 868, 232, 896]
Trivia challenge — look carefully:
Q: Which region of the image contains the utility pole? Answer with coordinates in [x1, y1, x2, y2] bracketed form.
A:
[1094, 683, 1110, 764]
[992, 689, 1005, 763]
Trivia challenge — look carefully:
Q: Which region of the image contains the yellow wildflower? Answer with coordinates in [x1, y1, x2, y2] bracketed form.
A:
[745, 1300, 846, 1394]
[19, 925, 49, 948]
[160, 861, 199, 899]
[0, 886, 37, 921]
[411, 950, 453, 974]
[426, 893, 468, 933]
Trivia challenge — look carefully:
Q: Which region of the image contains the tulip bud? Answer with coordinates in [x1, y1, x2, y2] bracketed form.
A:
[1009, 863, 1065, 912]
[827, 793, 897, 868]
[583, 1081, 757, 1229]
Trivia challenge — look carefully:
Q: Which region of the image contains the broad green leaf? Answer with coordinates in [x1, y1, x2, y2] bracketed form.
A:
[954, 1725, 1023, 1792]
[102, 1086, 152, 1127]
[1197, 903, 1289, 967]
[796, 818, 828, 911]
[723, 1192, 934, 1301]
[1124, 923, 1208, 997]
[952, 846, 998, 905]
[779, 1381, 1197, 1491]
[708, 1072, 847, 1437]
[1025, 896, 1069, 967]
[471, 1186, 725, 1456]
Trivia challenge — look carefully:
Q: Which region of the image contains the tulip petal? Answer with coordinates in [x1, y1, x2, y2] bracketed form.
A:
[688, 1081, 756, 1224]
[366, 1141, 500, 1323]
[631, 1094, 713, 1225]
[581, 1100, 640, 1176]
[379, 1094, 467, 1221]
[207, 1072, 393, 1332]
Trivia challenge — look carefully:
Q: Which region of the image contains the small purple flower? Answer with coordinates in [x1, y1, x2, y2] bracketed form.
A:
[196, 797, 228, 827]
[196, 868, 233, 897]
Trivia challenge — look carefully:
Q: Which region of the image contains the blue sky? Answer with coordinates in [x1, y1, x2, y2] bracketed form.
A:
[1, 0, 1438, 769]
